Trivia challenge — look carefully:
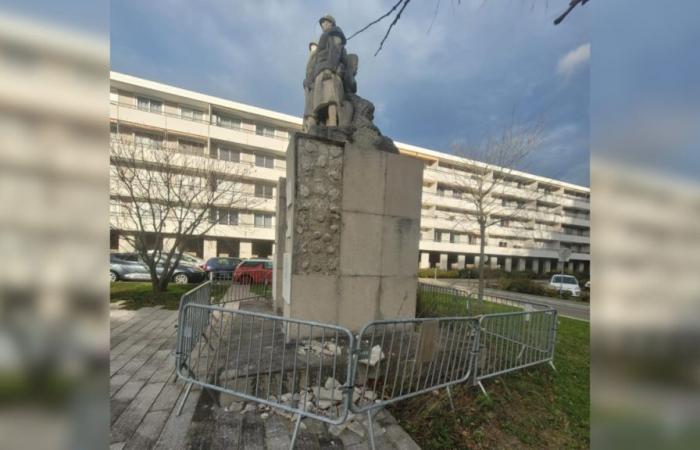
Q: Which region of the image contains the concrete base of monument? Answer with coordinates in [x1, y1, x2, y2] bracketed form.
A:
[273, 132, 423, 332]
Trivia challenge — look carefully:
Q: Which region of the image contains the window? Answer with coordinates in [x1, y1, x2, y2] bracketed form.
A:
[209, 208, 238, 225]
[254, 213, 273, 228]
[178, 139, 204, 155]
[264, 261, 273, 269]
[255, 125, 275, 137]
[255, 184, 274, 199]
[216, 114, 241, 130]
[180, 106, 204, 121]
[241, 260, 261, 268]
[255, 154, 275, 168]
[134, 131, 162, 148]
[217, 146, 240, 162]
[110, 90, 119, 103]
[499, 241, 508, 248]
[137, 96, 162, 113]
[500, 219, 510, 227]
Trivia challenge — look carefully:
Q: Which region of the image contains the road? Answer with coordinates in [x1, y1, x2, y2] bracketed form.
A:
[420, 278, 590, 321]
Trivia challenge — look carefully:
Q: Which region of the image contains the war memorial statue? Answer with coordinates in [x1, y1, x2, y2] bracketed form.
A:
[274, 14, 422, 331]
[302, 14, 398, 153]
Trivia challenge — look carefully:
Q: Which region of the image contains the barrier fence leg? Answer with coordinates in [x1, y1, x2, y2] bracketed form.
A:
[289, 414, 302, 450]
[367, 410, 376, 450]
[549, 361, 557, 371]
[176, 382, 193, 416]
[477, 381, 488, 398]
[446, 385, 456, 411]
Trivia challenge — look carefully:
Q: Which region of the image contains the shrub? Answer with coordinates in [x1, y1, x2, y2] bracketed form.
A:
[497, 276, 510, 290]
[509, 270, 537, 280]
[417, 268, 460, 279]
[544, 287, 559, 298]
[507, 278, 546, 295]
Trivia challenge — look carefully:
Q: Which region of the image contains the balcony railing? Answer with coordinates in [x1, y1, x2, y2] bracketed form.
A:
[112, 100, 291, 141]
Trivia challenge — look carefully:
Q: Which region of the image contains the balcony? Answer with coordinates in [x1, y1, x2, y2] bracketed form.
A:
[111, 100, 291, 153]
[210, 123, 289, 153]
[111, 100, 210, 137]
[561, 214, 590, 227]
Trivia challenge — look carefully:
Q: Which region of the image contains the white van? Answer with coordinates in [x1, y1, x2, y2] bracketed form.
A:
[549, 275, 581, 297]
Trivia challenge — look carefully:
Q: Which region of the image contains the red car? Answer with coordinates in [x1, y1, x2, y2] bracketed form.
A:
[232, 259, 273, 284]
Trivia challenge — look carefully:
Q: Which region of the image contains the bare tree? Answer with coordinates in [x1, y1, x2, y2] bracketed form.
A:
[447, 118, 545, 304]
[348, 0, 591, 55]
[110, 136, 255, 292]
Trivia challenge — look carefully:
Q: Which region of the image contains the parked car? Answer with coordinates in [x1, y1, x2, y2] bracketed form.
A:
[232, 259, 273, 284]
[203, 257, 242, 279]
[548, 274, 581, 297]
[146, 250, 204, 268]
[110, 252, 206, 284]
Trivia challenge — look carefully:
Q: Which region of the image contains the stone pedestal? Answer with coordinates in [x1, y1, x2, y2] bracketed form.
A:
[278, 133, 423, 331]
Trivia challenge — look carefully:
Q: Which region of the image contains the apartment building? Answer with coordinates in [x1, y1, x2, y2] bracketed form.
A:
[110, 72, 590, 274]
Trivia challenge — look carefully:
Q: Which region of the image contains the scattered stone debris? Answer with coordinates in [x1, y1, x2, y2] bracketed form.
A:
[241, 403, 257, 414]
[296, 340, 344, 357]
[359, 345, 385, 366]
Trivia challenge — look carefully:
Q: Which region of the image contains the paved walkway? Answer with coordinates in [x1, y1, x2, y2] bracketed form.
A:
[110, 300, 421, 449]
[110, 303, 202, 450]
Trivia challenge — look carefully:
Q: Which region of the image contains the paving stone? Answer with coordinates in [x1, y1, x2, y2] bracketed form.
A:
[264, 415, 292, 450]
[111, 382, 165, 443]
[241, 412, 266, 450]
[211, 410, 242, 450]
[123, 410, 169, 450]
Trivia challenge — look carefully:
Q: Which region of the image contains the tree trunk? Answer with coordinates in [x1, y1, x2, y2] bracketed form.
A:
[148, 264, 168, 292]
[156, 276, 169, 292]
[478, 221, 486, 309]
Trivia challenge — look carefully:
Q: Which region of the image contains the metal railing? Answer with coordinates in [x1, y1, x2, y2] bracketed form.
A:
[351, 317, 480, 413]
[174, 281, 558, 449]
[177, 303, 355, 425]
[208, 269, 272, 305]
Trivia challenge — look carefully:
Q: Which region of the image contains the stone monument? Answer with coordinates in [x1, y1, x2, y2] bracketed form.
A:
[274, 15, 423, 331]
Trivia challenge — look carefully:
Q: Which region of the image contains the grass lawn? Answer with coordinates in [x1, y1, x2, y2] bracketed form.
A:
[417, 288, 521, 317]
[390, 316, 590, 449]
[111, 280, 269, 310]
[110, 281, 196, 310]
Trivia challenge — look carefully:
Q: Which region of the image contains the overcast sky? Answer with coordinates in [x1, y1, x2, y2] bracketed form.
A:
[111, 0, 590, 186]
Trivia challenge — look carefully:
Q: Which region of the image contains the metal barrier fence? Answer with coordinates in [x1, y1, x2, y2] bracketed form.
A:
[475, 310, 557, 382]
[416, 282, 552, 315]
[177, 303, 355, 425]
[174, 282, 558, 449]
[352, 317, 480, 412]
[208, 269, 272, 305]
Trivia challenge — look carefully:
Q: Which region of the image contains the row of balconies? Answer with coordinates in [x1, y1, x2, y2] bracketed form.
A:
[418, 239, 590, 260]
[421, 193, 589, 228]
[423, 166, 590, 210]
[110, 101, 289, 154]
[109, 140, 285, 184]
[110, 212, 276, 241]
[421, 216, 589, 245]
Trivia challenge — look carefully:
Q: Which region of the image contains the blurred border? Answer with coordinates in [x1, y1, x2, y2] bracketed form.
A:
[0, 6, 109, 450]
[591, 1, 700, 449]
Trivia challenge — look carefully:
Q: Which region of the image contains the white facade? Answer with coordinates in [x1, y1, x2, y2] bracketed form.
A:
[110, 72, 590, 273]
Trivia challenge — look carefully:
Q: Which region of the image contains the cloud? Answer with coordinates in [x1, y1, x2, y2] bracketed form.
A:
[111, 0, 590, 186]
[557, 43, 590, 77]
